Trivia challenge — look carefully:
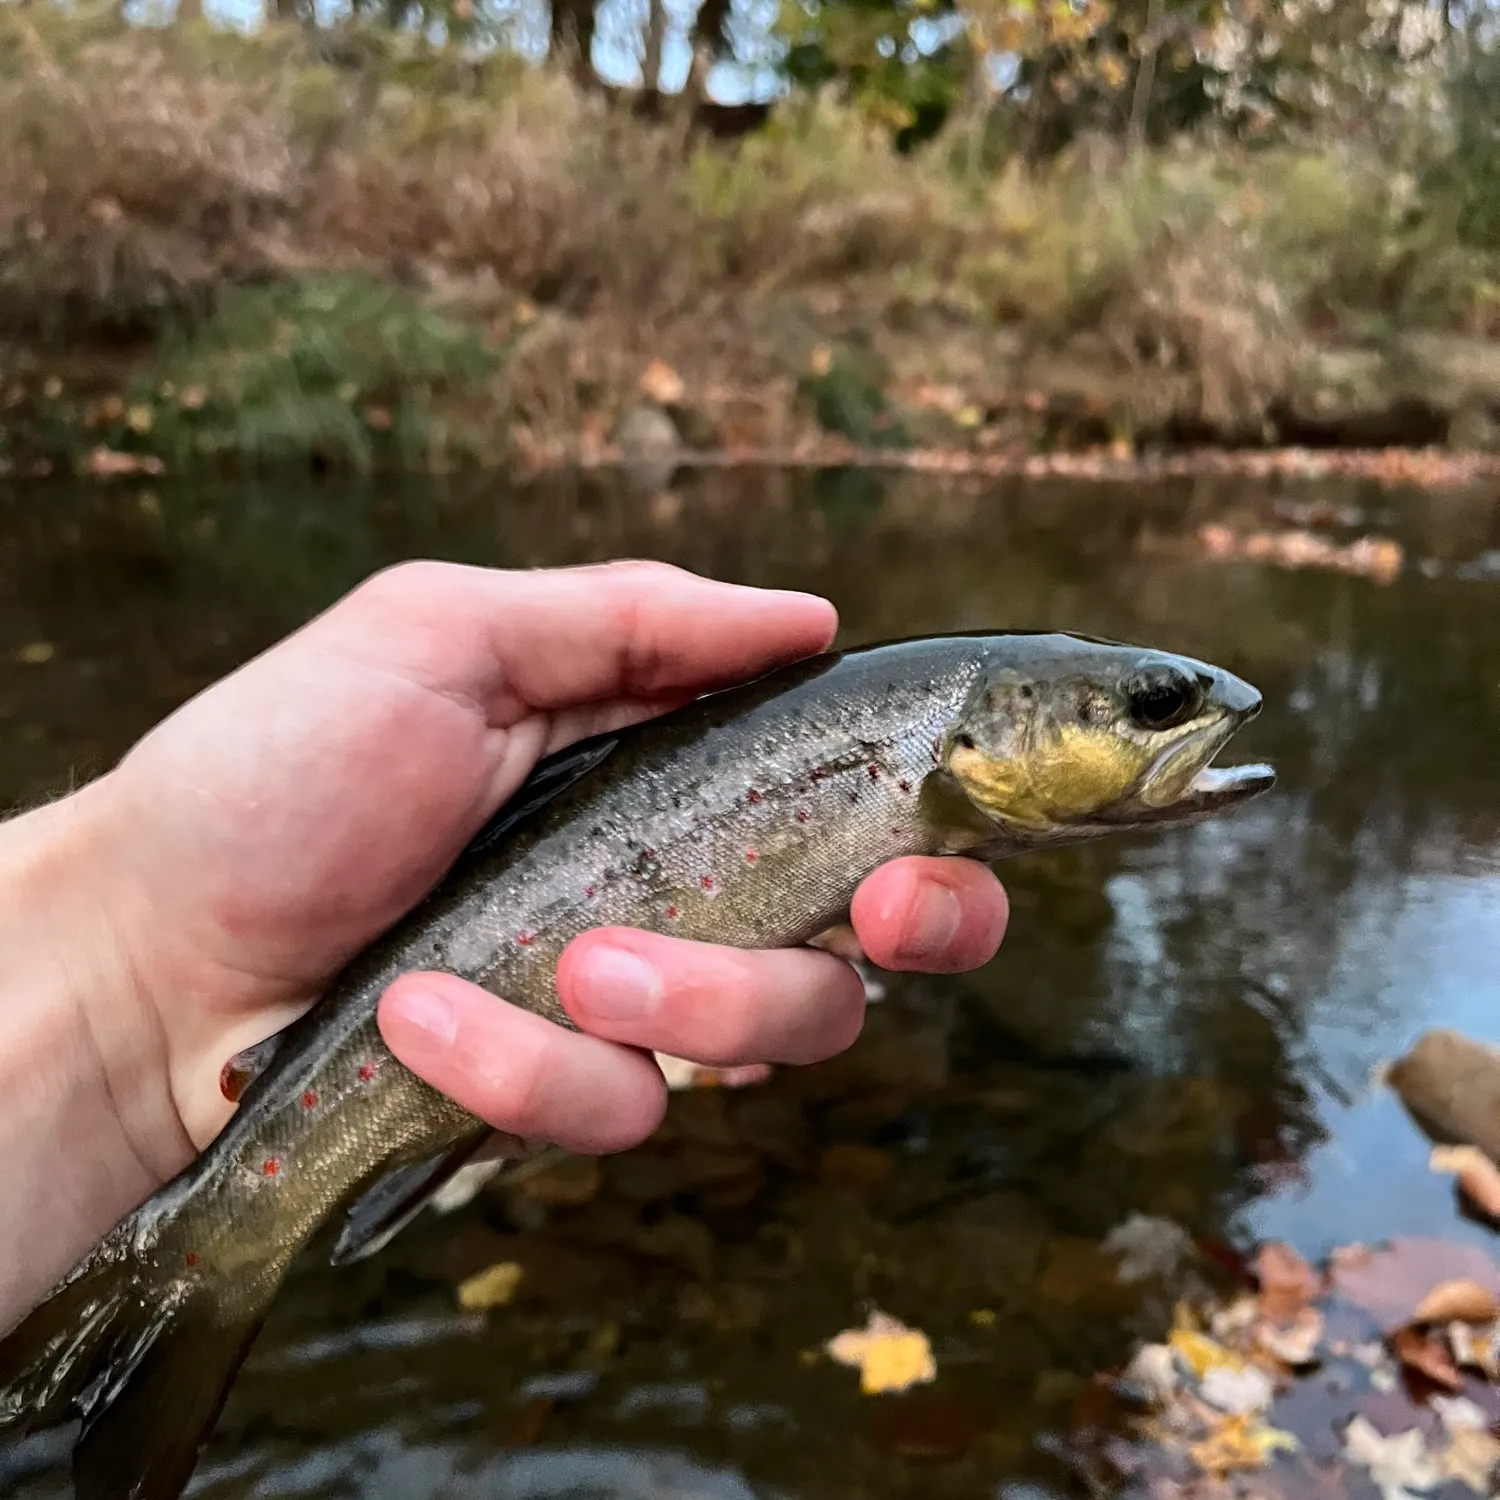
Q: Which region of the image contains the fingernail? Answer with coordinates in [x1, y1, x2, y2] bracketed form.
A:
[573, 946, 662, 1023]
[895, 882, 963, 962]
[394, 987, 458, 1046]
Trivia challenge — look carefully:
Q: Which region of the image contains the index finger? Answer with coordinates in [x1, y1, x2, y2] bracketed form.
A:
[319, 559, 838, 727]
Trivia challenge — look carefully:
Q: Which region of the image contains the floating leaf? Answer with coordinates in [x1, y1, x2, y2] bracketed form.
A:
[1256, 1307, 1324, 1366]
[1329, 1238, 1500, 1332]
[1343, 1417, 1441, 1500]
[1252, 1241, 1321, 1322]
[1189, 1412, 1299, 1475]
[457, 1260, 525, 1310]
[1447, 1319, 1500, 1379]
[1200, 1363, 1275, 1416]
[1440, 1426, 1500, 1494]
[1429, 1146, 1500, 1222]
[1413, 1278, 1498, 1326]
[13, 642, 54, 665]
[1391, 1325, 1463, 1391]
[826, 1310, 937, 1395]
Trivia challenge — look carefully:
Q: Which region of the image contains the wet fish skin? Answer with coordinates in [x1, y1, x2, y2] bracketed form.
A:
[0, 630, 1273, 1500]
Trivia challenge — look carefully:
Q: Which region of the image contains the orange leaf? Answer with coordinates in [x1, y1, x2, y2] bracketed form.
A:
[1413, 1278, 1498, 1326]
[1391, 1325, 1463, 1391]
[1252, 1241, 1320, 1323]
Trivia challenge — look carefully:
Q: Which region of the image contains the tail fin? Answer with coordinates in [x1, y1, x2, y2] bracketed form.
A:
[0, 1220, 282, 1500]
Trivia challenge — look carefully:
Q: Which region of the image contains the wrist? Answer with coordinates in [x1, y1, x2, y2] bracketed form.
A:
[0, 778, 190, 1328]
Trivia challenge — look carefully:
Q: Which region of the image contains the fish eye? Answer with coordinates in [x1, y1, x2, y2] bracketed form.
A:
[1128, 672, 1200, 731]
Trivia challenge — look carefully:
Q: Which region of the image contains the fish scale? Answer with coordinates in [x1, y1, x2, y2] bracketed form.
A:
[0, 630, 1274, 1500]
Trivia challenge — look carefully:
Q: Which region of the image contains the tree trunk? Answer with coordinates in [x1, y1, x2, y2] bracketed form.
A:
[551, 0, 600, 85]
[641, 0, 666, 96]
[1126, 0, 1164, 151]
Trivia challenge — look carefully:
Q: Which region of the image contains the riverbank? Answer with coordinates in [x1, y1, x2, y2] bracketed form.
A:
[5, 8, 1500, 480]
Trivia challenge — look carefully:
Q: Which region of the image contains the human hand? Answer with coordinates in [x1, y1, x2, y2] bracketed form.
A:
[0, 562, 1008, 1314]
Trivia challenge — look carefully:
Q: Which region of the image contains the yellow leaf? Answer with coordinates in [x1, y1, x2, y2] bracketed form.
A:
[1169, 1324, 1244, 1379]
[1190, 1413, 1300, 1475]
[826, 1310, 937, 1395]
[14, 642, 54, 665]
[457, 1260, 524, 1310]
[126, 405, 153, 434]
[968, 1308, 997, 1328]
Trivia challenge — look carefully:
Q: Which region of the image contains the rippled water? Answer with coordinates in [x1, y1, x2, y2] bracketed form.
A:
[2, 467, 1499, 1499]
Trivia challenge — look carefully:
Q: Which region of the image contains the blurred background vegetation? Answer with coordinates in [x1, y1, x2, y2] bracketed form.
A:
[4, 0, 1500, 473]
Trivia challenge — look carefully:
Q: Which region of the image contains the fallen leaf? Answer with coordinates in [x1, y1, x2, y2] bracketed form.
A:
[1170, 1324, 1246, 1380]
[365, 405, 393, 430]
[826, 1310, 937, 1395]
[1252, 1241, 1321, 1322]
[1432, 1394, 1488, 1433]
[1391, 1325, 1463, 1391]
[1122, 1342, 1178, 1402]
[1413, 1278, 1498, 1326]
[639, 359, 684, 406]
[1343, 1417, 1441, 1500]
[1200, 1364, 1276, 1416]
[1329, 1238, 1500, 1332]
[1440, 1426, 1500, 1493]
[13, 642, 54, 665]
[1429, 1146, 1500, 1222]
[1190, 1412, 1299, 1475]
[1104, 1213, 1195, 1283]
[457, 1260, 525, 1310]
[1256, 1307, 1324, 1366]
[1449, 1318, 1500, 1379]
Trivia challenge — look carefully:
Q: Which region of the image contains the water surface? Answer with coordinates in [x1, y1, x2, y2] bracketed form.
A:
[2, 467, 1499, 1499]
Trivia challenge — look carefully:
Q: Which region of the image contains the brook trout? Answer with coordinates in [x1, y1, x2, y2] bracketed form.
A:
[0, 631, 1273, 1498]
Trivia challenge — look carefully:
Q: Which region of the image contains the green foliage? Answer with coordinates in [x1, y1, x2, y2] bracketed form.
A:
[128, 275, 496, 473]
[797, 337, 908, 446]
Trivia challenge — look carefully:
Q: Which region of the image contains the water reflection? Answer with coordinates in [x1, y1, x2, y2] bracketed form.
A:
[2, 467, 1499, 1498]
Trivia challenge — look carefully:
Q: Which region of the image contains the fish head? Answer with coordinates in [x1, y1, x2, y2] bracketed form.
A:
[937, 634, 1274, 845]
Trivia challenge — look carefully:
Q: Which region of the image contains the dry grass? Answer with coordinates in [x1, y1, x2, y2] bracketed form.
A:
[1, 5, 1497, 469]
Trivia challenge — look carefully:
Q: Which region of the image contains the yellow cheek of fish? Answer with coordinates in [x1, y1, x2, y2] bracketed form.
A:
[949, 729, 1144, 826]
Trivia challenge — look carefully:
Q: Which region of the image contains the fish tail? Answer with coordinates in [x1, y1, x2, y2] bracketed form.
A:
[0, 1206, 285, 1500]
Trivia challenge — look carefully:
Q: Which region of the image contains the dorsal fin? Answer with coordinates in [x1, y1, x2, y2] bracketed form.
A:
[453, 732, 620, 867]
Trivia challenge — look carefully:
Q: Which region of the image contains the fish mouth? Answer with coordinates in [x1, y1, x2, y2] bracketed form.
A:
[1111, 744, 1276, 825]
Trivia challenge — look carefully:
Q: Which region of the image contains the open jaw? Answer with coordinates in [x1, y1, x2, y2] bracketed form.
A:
[1125, 758, 1277, 823]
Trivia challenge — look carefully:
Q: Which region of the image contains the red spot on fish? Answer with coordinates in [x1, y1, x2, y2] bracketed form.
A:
[747, 789, 761, 804]
[185, 1252, 200, 1268]
[358, 1063, 378, 1083]
[517, 929, 536, 946]
[261, 1157, 281, 1178]
[642, 847, 655, 860]
[868, 764, 880, 780]
[796, 808, 810, 824]
[302, 1090, 318, 1111]
[745, 848, 758, 863]
[219, 1061, 244, 1103]
[666, 904, 680, 919]
[898, 779, 912, 793]
[700, 874, 714, 891]
[584, 884, 596, 898]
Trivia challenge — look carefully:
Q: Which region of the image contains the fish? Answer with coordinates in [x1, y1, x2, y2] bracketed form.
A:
[0, 630, 1274, 1499]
